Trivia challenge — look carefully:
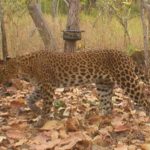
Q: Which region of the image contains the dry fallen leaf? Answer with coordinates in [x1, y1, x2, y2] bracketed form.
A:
[40, 120, 64, 130]
[50, 130, 59, 140]
[92, 144, 111, 150]
[0, 146, 8, 150]
[6, 129, 25, 140]
[0, 136, 7, 144]
[111, 116, 124, 127]
[65, 117, 80, 132]
[128, 145, 136, 150]
[114, 144, 128, 150]
[140, 143, 150, 150]
[0, 112, 9, 117]
[86, 125, 98, 136]
[11, 79, 23, 90]
[59, 129, 68, 139]
[29, 138, 61, 150]
[87, 115, 100, 125]
[10, 98, 25, 108]
[93, 135, 104, 146]
[55, 132, 91, 150]
[14, 138, 27, 147]
[114, 125, 130, 132]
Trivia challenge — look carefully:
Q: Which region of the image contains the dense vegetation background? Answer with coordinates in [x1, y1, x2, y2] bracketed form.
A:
[0, 0, 145, 56]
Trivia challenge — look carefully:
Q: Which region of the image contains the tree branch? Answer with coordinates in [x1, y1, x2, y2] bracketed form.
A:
[63, 0, 69, 7]
[143, 0, 150, 10]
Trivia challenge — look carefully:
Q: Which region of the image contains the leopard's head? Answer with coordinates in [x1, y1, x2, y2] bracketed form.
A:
[0, 57, 18, 84]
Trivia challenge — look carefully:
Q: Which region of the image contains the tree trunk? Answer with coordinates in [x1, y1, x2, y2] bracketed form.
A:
[28, 0, 56, 51]
[64, 0, 80, 52]
[0, 2, 8, 61]
[140, 0, 150, 74]
[148, 11, 150, 48]
[87, 0, 97, 13]
[1, 17, 8, 61]
[123, 19, 130, 47]
[51, 0, 58, 20]
[37, 0, 42, 12]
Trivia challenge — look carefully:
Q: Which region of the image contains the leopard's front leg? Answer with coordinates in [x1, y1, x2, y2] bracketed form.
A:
[34, 83, 54, 127]
[26, 86, 42, 114]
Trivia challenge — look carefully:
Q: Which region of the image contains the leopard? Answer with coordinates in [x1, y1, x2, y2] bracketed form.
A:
[131, 50, 150, 67]
[131, 50, 150, 83]
[0, 49, 150, 127]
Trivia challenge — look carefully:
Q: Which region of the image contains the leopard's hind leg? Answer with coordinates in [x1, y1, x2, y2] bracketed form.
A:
[96, 81, 114, 115]
[117, 69, 150, 114]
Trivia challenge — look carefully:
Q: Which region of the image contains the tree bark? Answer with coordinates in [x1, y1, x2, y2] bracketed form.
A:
[28, 0, 56, 51]
[148, 11, 150, 47]
[0, 2, 8, 61]
[1, 17, 8, 61]
[141, 0, 150, 77]
[87, 0, 97, 13]
[123, 19, 130, 47]
[51, 0, 58, 20]
[64, 0, 80, 52]
[140, 0, 150, 73]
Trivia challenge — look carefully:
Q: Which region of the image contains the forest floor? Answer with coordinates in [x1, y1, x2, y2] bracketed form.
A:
[0, 79, 150, 150]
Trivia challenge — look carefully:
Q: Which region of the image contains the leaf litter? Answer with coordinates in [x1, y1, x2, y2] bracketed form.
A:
[0, 80, 150, 149]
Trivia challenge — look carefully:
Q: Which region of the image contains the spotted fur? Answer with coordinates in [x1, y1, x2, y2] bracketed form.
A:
[0, 49, 149, 127]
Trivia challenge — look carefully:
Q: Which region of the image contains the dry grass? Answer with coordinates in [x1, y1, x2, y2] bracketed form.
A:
[4, 14, 143, 57]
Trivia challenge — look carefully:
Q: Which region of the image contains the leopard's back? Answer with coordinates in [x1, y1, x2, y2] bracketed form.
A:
[44, 50, 138, 88]
[1, 49, 146, 89]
